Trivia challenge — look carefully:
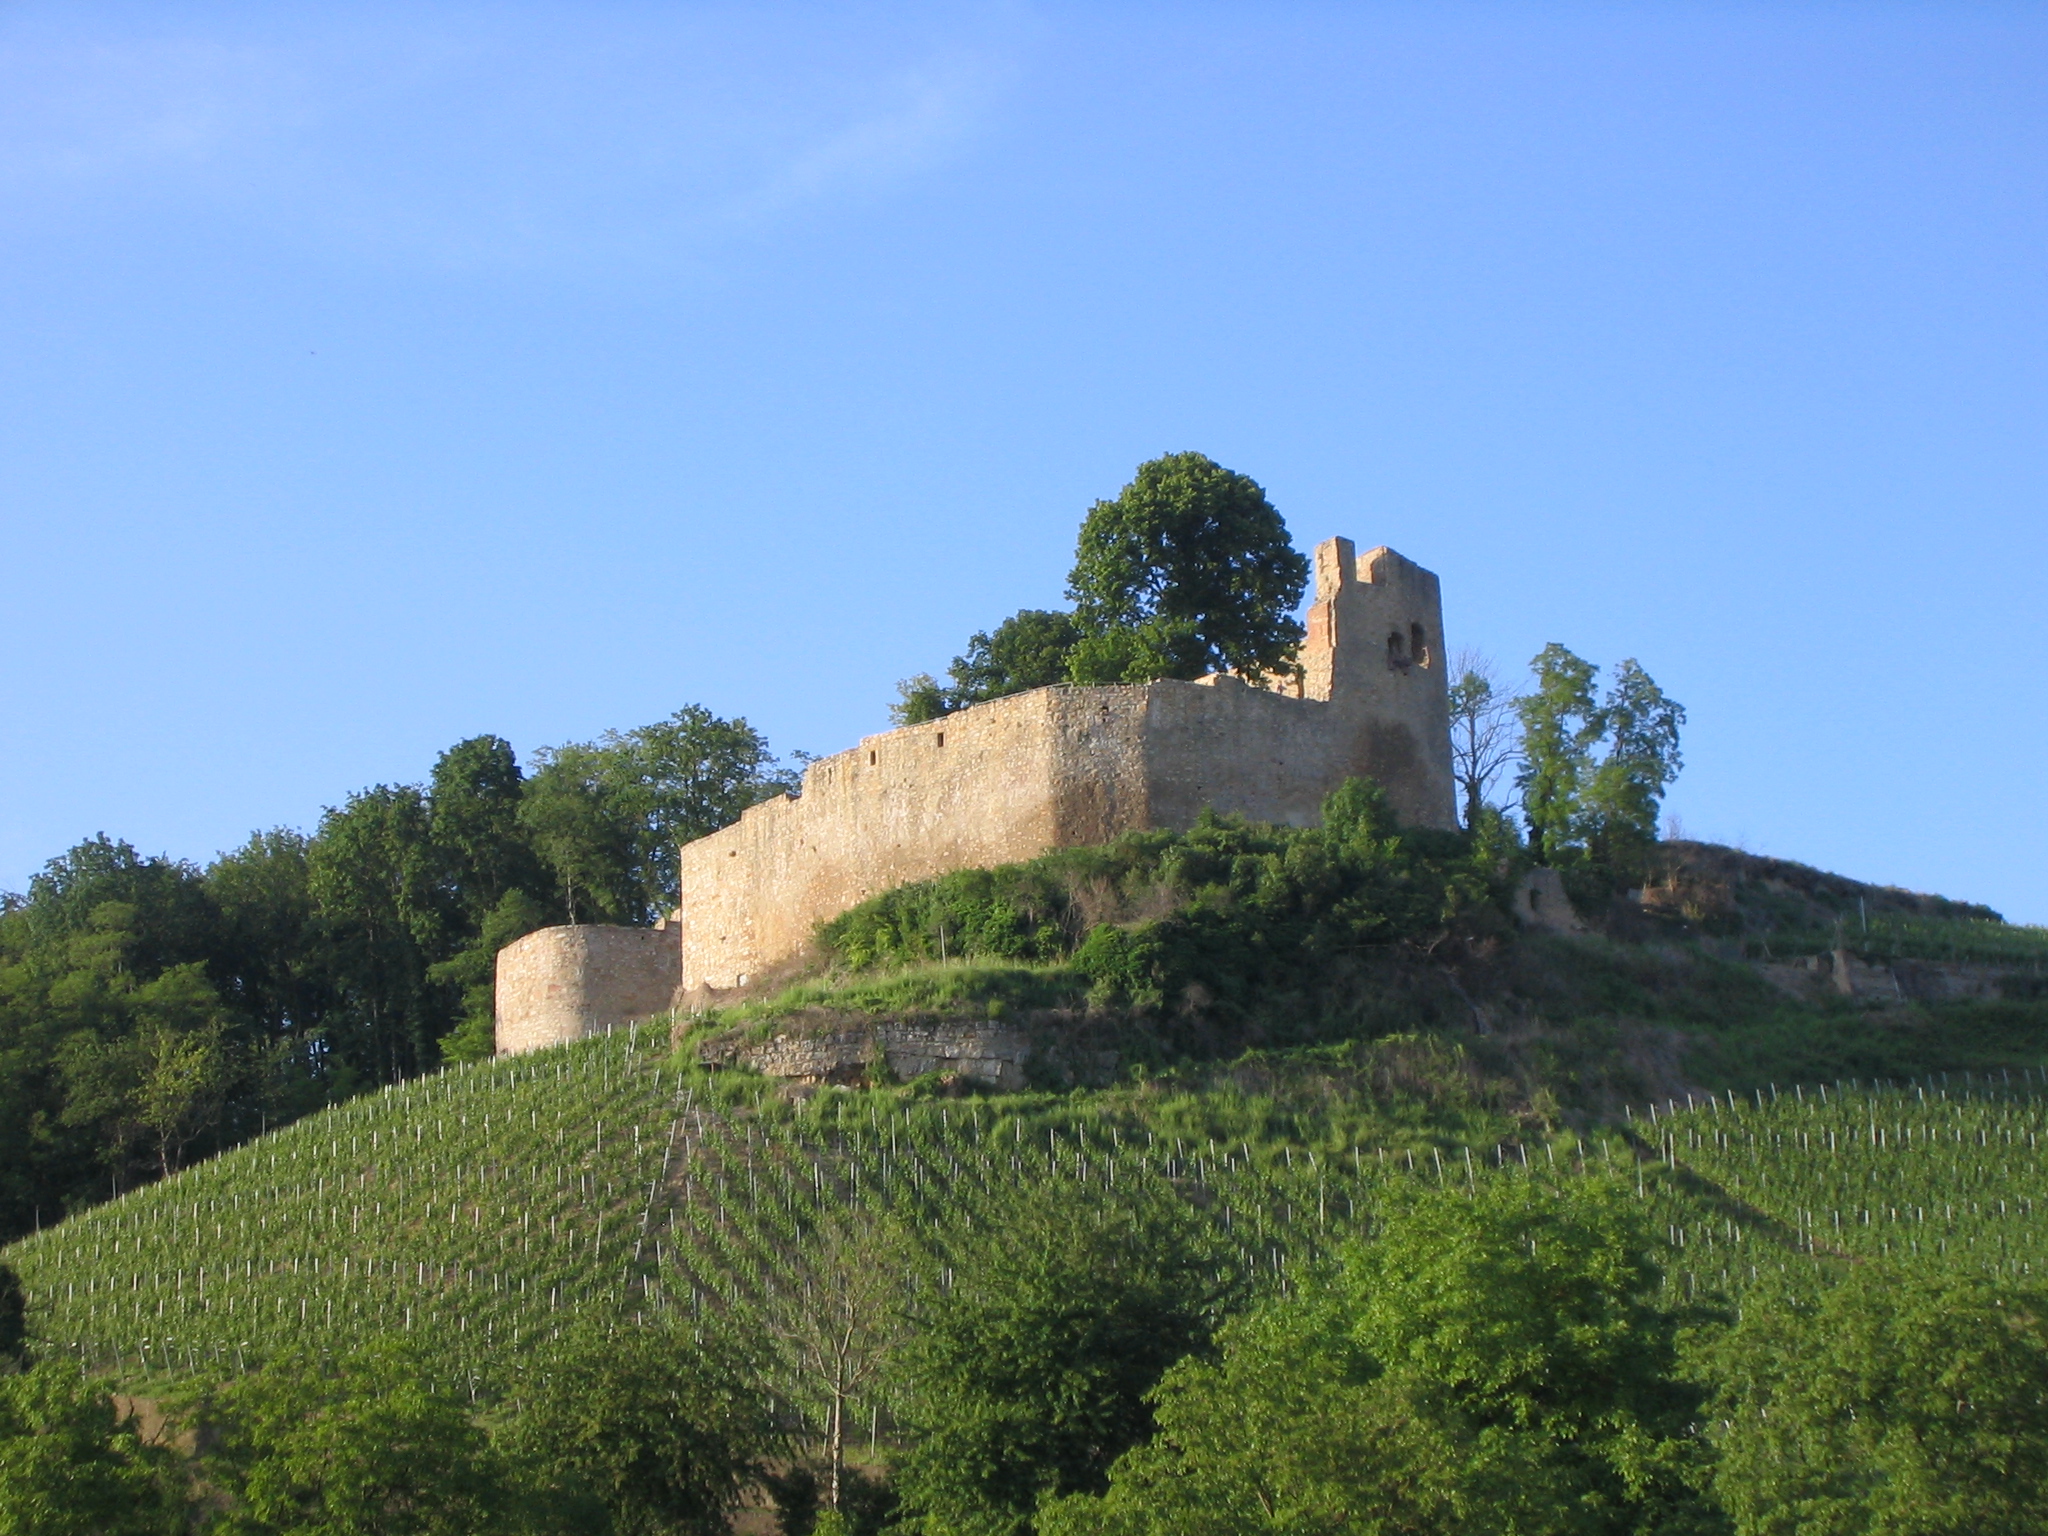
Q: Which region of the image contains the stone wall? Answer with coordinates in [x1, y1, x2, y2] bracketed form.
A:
[493, 923, 682, 1054]
[676, 536, 1455, 995]
[699, 1021, 1037, 1090]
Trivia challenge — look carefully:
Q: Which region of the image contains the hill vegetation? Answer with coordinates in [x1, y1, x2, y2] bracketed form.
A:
[0, 710, 800, 1247]
[7, 455, 2048, 1531]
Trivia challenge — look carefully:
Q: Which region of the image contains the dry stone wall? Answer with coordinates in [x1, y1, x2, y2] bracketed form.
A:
[699, 1022, 1037, 1090]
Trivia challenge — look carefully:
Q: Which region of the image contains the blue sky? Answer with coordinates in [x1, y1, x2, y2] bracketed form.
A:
[3, 1, 2044, 921]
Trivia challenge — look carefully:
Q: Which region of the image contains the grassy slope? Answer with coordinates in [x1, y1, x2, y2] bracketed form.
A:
[8, 841, 2048, 1401]
[9, 1023, 2048, 1409]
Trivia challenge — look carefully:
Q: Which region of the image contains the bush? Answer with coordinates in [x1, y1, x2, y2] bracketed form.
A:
[819, 781, 1511, 1028]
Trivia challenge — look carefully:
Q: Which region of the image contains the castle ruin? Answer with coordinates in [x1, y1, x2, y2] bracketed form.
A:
[495, 536, 1454, 1053]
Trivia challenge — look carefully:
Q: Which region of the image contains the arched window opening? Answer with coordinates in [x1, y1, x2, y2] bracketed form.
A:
[1386, 630, 1410, 671]
[1410, 622, 1431, 669]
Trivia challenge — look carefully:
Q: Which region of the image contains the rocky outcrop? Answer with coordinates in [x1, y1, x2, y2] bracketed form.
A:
[696, 1021, 1037, 1089]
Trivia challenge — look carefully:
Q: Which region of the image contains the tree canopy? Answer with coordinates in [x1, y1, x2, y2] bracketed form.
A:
[0, 708, 797, 1242]
[893, 453, 1309, 719]
[1065, 453, 1308, 684]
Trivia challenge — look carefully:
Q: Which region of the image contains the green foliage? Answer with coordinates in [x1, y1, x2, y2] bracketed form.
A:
[207, 1339, 509, 1535]
[308, 783, 451, 1083]
[0, 1361, 184, 1536]
[821, 781, 1504, 1040]
[1065, 452, 1309, 684]
[1585, 661, 1685, 873]
[1044, 1179, 1713, 1536]
[428, 735, 543, 925]
[891, 1177, 1238, 1535]
[891, 674, 952, 726]
[1343, 1180, 1711, 1532]
[894, 612, 1089, 723]
[500, 1312, 770, 1535]
[891, 454, 1309, 717]
[519, 745, 640, 926]
[0, 707, 796, 1244]
[1038, 1289, 1458, 1536]
[955, 609, 1087, 702]
[1707, 1267, 2048, 1536]
[1517, 644, 1604, 868]
[1516, 647, 1684, 882]
[430, 889, 554, 1066]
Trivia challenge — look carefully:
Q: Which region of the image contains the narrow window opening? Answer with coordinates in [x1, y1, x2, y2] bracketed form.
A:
[935, 732, 945, 748]
[1386, 631, 1410, 671]
[1410, 622, 1431, 669]
[869, 751, 877, 766]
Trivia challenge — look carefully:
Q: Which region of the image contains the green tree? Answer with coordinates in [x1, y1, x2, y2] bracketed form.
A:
[518, 745, 638, 926]
[207, 1341, 508, 1536]
[891, 1178, 1235, 1536]
[1038, 1295, 1465, 1536]
[0, 1361, 186, 1536]
[428, 735, 545, 924]
[1515, 645, 1602, 866]
[308, 786, 450, 1083]
[429, 888, 553, 1064]
[1584, 661, 1685, 873]
[206, 829, 340, 1113]
[587, 706, 797, 916]
[1046, 1179, 1713, 1536]
[523, 707, 794, 924]
[499, 1314, 770, 1536]
[1707, 1267, 2048, 1536]
[1341, 1179, 1709, 1533]
[133, 965, 238, 1175]
[1065, 453, 1309, 684]
[892, 611, 1088, 724]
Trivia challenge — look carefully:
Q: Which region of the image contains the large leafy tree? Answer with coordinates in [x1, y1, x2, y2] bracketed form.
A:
[891, 1178, 1236, 1536]
[587, 706, 797, 916]
[1044, 1179, 1713, 1536]
[0, 1361, 187, 1536]
[206, 1342, 509, 1536]
[1515, 647, 1684, 876]
[1515, 644, 1603, 866]
[1708, 1267, 2048, 1536]
[523, 707, 794, 924]
[206, 829, 336, 1108]
[429, 735, 546, 924]
[1065, 452, 1309, 684]
[0, 839, 255, 1227]
[498, 1314, 770, 1536]
[1584, 661, 1685, 870]
[307, 785, 450, 1084]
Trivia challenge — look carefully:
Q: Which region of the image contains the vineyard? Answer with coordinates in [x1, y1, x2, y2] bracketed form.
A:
[6, 1024, 2048, 1427]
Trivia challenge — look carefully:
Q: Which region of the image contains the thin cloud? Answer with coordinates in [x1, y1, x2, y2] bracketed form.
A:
[0, 3, 1035, 271]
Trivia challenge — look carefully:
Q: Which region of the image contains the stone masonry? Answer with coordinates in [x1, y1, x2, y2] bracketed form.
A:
[496, 535, 1455, 1054]
[493, 922, 682, 1055]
